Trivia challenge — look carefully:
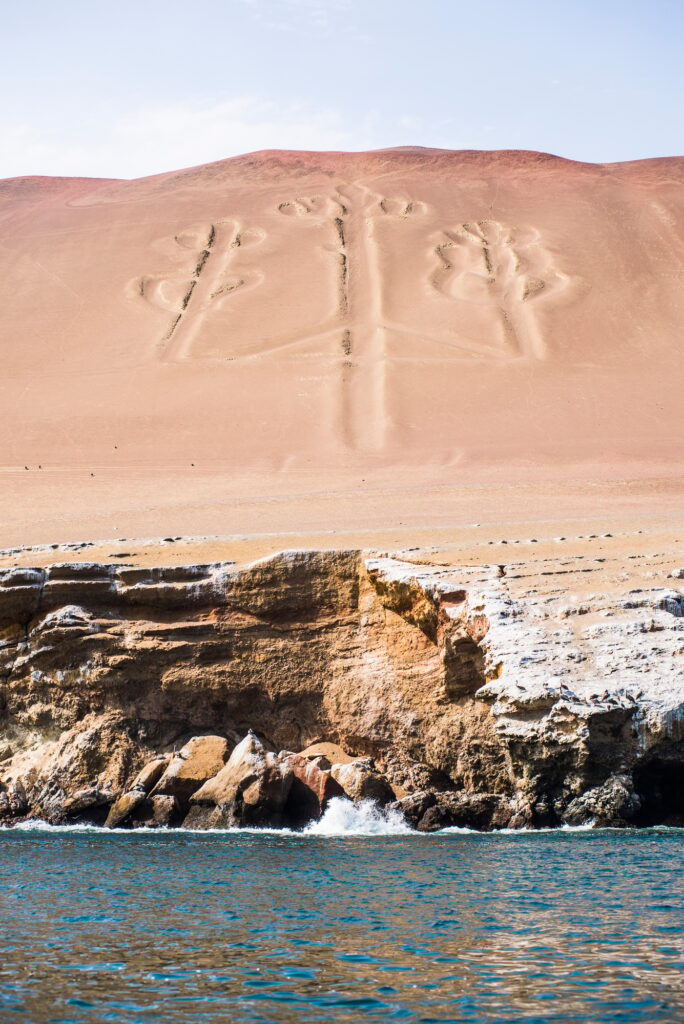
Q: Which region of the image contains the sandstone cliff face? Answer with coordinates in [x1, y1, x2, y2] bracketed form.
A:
[0, 550, 682, 829]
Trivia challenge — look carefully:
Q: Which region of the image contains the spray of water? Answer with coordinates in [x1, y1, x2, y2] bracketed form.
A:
[304, 797, 413, 836]
[5, 806, 656, 837]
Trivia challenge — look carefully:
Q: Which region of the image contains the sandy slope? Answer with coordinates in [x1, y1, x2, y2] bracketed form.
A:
[0, 148, 682, 548]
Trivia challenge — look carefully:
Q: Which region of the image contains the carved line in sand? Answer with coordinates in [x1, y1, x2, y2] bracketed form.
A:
[134, 203, 571, 364]
[428, 220, 572, 361]
[270, 199, 573, 450]
[132, 195, 573, 450]
[135, 221, 266, 362]
[276, 193, 349, 339]
[135, 198, 353, 362]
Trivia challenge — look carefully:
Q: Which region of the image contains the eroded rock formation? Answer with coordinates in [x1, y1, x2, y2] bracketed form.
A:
[0, 549, 682, 830]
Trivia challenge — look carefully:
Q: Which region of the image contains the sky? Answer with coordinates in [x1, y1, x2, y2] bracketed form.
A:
[1, 0, 682, 179]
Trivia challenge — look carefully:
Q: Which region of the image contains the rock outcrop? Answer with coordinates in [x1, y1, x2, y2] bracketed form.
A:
[150, 735, 231, 808]
[0, 548, 682, 830]
[186, 732, 293, 828]
[280, 752, 344, 825]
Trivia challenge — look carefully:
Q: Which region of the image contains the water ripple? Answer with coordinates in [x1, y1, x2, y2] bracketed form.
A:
[0, 827, 682, 1021]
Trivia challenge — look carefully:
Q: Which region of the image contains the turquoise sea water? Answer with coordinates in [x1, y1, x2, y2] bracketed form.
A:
[0, 811, 682, 1023]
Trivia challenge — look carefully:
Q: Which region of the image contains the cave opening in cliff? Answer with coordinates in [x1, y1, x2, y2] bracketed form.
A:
[633, 757, 684, 826]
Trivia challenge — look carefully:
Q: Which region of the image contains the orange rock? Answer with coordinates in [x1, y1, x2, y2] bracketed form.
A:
[151, 736, 230, 807]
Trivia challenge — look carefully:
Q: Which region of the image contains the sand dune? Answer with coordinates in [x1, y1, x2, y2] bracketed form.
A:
[0, 148, 682, 545]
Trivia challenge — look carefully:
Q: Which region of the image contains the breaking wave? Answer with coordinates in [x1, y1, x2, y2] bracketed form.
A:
[303, 797, 413, 836]
[4, 806, 681, 838]
[3, 798, 411, 837]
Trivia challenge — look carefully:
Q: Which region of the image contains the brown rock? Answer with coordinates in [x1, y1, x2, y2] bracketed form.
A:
[388, 791, 437, 828]
[281, 752, 345, 825]
[104, 789, 146, 829]
[130, 794, 179, 827]
[145, 795, 178, 828]
[562, 774, 640, 828]
[298, 742, 355, 766]
[189, 731, 293, 827]
[62, 786, 113, 823]
[150, 735, 230, 807]
[105, 787, 181, 829]
[182, 804, 221, 829]
[0, 780, 28, 820]
[0, 552, 513, 832]
[1, 548, 680, 833]
[330, 758, 394, 806]
[507, 804, 534, 830]
[130, 755, 170, 794]
[417, 792, 512, 832]
[0, 712, 139, 824]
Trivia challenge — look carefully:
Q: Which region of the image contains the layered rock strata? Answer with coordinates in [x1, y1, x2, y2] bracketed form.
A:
[0, 549, 682, 830]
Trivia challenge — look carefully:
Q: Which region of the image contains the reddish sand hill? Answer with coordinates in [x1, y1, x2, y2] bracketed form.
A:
[0, 148, 683, 546]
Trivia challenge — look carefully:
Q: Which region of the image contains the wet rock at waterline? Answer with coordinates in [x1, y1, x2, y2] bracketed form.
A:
[104, 789, 147, 829]
[388, 791, 438, 828]
[562, 774, 641, 828]
[417, 793, 513, 832]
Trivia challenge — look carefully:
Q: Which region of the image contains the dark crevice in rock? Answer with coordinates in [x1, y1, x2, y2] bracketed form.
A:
[633, 756, 684, 826]
[582, 707, 638, 788]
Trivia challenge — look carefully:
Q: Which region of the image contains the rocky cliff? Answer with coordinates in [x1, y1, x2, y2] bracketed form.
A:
[0, 549, 682, 830]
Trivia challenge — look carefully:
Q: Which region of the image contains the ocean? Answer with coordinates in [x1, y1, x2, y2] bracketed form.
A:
[0, 801, 682, 1023]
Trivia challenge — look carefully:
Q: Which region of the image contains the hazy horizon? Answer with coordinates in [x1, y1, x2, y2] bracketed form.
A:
[2, 0, 683, 179]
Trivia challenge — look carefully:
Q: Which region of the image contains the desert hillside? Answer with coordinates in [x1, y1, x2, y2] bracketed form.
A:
[1, 148, 683, 545]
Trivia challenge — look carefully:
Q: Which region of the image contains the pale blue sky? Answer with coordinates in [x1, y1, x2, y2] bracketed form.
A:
[2, 0, 682, 178]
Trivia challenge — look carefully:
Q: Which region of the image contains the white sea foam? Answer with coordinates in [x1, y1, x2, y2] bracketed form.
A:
[441, 822, 598, 835]
[4, 807, 681, 838]
[7, 819, 103, 832]
[3, 799, 412, 838]
[303, 797, 413, 836]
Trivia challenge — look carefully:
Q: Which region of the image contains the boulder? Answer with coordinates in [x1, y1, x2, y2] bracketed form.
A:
[104, 789, 147, 828]
[562, 774, 640, 827]
[1, 712, 142, 824]
[0, 780, 28, 820]
[129, 794, 179, 828]
[507, 800, 535, 830]
[147, 795, 178, 827]
[388, 790, 437, 828]
[130, 755, 170, 794]
[104, 754, 176, 827]
[280, 752, 345, 825]
[106, 787, 182, 829]
[298, 742, 355, 766]
[417, 792, 512, 832]
[150, 735, 231, 808]
[61, 786, 113, 823]
[330, 758, 394, 806]
[188, 731, 293, 827]
[182, 804, 222, 829]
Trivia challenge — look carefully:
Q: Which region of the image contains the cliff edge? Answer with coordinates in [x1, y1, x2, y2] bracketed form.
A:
[1, 547, 682, 830]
